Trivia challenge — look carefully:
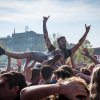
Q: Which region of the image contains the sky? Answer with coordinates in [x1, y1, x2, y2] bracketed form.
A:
[0, 0, 100, 48]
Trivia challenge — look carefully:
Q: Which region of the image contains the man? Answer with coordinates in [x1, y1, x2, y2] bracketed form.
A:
[0, 71, 27, 100]
[0, 16, 90, 67]
[0, 47, 61, 67]
[30, 68, 41, 85]
[20, 76, 89, 100]
[43, 16, 91, 64]
[81, 48, 100, 64]
[40, 65, 54, 84]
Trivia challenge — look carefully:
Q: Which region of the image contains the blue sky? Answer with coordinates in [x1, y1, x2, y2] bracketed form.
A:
[0, 0, 100, 48]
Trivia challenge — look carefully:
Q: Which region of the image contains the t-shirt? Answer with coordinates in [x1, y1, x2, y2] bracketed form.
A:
[31, 51, 49, 63]
[48, 44, 72, 60]
[61, 49, 72, 59]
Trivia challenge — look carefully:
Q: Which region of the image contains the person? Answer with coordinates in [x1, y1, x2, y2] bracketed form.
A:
[0, 47, 61, 68]
[81, 48, 100, 64]
[0, 71, 27, 100]
[20, 76, 89, 100]
[80, 67, 91, 76]
[53, 65, 73, 80]
[88, 63, 96, 74]
[90, 64, 100, 100]
[39, 65, 54, 84]
[43, 16, 91, 64]
[30, 68, 41, 85]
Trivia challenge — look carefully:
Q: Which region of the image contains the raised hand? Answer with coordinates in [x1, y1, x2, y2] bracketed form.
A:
[43, 15, 50, 22]
[24, 66, 32, 82]
[85, 24, 91, 33]
[82, 48, 90, 56]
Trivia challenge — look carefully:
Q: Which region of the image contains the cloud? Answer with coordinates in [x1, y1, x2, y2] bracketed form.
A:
[0, 0, 100, 47]
[0, 0, 100, 23]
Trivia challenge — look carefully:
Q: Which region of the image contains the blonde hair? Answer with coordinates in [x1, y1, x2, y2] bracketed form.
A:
[90, 66, 100, 100]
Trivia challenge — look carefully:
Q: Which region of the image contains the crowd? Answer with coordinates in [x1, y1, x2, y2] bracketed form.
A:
[0, 16, 99, 100]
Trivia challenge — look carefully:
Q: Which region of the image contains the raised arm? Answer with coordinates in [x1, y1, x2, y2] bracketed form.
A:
[20, 81, 88, 100]
[81, 48, 100, 64]
[43, 16, 56, 52]
[70, 52, 77, 69]
[72, 24, 91, 54]
[6, 56, 12, 72]
[16, 59, 22, 72]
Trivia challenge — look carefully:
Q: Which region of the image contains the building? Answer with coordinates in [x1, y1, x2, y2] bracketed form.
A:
[0, 31, 46, 52]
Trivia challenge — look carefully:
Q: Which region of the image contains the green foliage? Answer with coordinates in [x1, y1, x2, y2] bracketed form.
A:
[81, 40, 92, 48]
[74, 40, 94, 64]
[51, 33, 94, 64]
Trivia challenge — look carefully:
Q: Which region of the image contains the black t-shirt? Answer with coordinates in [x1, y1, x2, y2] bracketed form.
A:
[61, 49, 72, 59]
[48, 44, 72, 60]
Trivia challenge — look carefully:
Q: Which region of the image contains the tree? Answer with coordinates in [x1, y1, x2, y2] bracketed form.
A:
[51, 33, 94, 64]
[74, 40, 94, 64]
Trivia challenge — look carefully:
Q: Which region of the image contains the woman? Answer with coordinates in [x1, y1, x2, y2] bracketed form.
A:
[90, 64, 100, 100]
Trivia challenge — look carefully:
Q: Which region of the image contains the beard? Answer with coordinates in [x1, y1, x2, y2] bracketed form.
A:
[59, 44, 66, 50]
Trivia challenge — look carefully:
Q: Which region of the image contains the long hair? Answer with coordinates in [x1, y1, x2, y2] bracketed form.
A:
[90, 65, 100, 100]
[49, 76, 89, 100]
